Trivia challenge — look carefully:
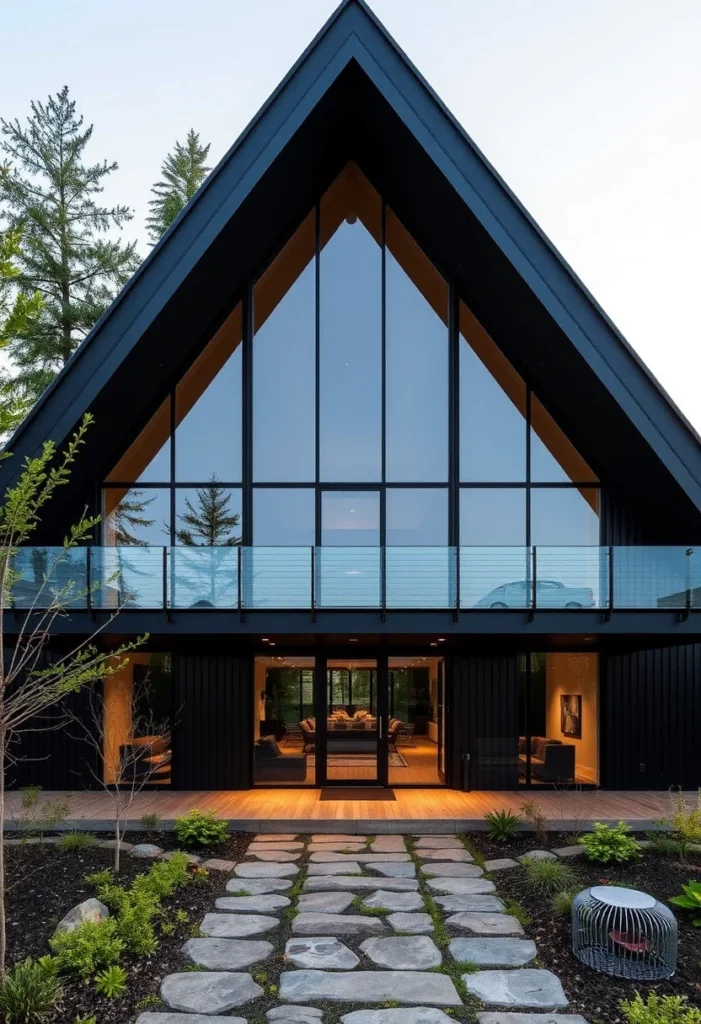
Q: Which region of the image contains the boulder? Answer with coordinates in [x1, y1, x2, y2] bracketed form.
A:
[54, 898, 109, 935]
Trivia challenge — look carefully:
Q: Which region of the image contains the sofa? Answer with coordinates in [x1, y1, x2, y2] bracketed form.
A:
[254, 736, 307, 782]
[519, 735, 575, 783]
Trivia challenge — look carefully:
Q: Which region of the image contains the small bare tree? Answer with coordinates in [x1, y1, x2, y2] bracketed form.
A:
[66, 668, 172, 873]
[0, 414, 142, 976]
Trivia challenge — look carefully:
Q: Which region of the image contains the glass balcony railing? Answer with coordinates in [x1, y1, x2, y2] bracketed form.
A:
[3, 546, 699, 612]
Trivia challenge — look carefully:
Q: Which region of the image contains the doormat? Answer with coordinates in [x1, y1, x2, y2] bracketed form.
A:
[319, 788, 396, 801]
[308, 752, 408, 768]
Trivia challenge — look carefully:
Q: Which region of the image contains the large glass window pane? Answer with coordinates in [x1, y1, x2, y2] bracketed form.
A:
[253, 213, 316, 481]
[106, 399, 171, 484]
[175, 485, 242, 546]
[386, 489, 447, 545]
[321, 491, 380, 545]
[459, 303, 526, 482]
[530, 487, 600, 546]
[103, 653, 172, 786]
[254, 655, 314, 785]
[386, 210, 448, 481]
[320, 166, 382, 481]
[530, 395, 598, 483]
[460, 488, 526, 545]
[176, 304, 242, 482]
[253, 488, 315, 546]
[103, 488, 170, 546]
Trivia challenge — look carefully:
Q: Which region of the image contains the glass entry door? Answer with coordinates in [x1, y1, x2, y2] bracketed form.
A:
[318, 657, 388, 786]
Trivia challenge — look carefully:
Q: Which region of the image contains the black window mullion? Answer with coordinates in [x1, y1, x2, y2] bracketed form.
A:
[169, 391, 176, 545]
[381, 198, 387, 487]
[449, 282, 459, 547]
[242, 282, 254, 546]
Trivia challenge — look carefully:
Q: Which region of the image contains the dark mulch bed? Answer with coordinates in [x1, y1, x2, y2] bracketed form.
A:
[467, 831, 701, 1023]
[5, 829, 250, 1024]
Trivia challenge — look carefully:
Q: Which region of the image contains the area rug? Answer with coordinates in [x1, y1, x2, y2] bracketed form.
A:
[319, 788, 396, 801]
[307, 752, 407, 768]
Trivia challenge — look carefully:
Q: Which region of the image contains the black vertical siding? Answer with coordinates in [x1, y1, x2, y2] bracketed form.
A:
[450, 654, 519, 790]
[602, 644, 701, 789]
[172, 654, 252, 790]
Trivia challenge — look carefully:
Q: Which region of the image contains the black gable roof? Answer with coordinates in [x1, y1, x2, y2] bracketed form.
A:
[4, 0, 701, 535]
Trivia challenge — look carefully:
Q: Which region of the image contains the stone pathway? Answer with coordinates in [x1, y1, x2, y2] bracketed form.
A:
[135, 831, 590, 1024]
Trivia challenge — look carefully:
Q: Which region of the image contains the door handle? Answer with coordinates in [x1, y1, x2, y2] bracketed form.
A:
[378, 717, 383, 739]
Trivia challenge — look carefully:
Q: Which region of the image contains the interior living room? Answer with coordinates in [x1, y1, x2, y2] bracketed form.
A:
[252, 654, 445, 786]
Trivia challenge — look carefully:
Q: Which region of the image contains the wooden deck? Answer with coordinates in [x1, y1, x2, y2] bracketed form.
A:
[4, 787, 683, 832]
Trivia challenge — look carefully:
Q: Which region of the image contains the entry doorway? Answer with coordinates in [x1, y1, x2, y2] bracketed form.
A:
[252, 653, 447, 788]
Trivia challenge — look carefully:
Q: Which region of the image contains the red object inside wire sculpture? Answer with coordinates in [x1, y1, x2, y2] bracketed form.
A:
[610, 930, 648, 954]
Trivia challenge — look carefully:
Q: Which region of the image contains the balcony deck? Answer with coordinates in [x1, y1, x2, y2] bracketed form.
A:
[5, 787, 683, 832]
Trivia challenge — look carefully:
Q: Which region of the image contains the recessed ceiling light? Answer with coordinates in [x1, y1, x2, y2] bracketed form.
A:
[268, 642, 276, 646]
[430, 642, 438, 647]
[349, 638, 359, 642]
[261, 638, 270, 642]
[437, 638, 446, 642]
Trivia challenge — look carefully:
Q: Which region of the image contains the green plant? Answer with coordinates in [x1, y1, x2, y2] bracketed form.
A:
[75, 1016, 97, 1024]
[484, 809, 521, 844]
[160, 921, 176, 936]
[15, 787, 69, 842]
[504, 897, 531, 928]
[520, 799, 548, 843]
[175, 910, 189, 924]
[50, 918, 124, 980]
[579, 821, 641, 864]
[620, 992, 701, 1023]
[135, 995, 163, 1012]
[84, 868, 113, 888]
[56, 831, 96, 852]
[94, 964, 128, 998]
[669, 880, 701, 926]
[551, 889, 575, 917]
[174, 809, 229, 848]
[522, 857, 578, 896]
[656, 789, 701, 861]
[140, 812, 161, 831]
[0, 958, 62, 1023]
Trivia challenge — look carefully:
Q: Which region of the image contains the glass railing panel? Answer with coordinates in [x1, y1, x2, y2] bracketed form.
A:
[613, 546, 693, 609]
[6, 547, 88, 609]
[316, 547, 380, 608]
[385, 547, 456, 608]
[460, 547, 532, 609]
[91, 547, 164, 609]
[242, 547, 312, 609]
[534, 547, 607, 609]
[170, 547, 239, 609]
[691, 549, 701, 609]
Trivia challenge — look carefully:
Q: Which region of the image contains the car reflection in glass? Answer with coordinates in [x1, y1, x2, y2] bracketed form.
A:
[476, 580, 595, 608]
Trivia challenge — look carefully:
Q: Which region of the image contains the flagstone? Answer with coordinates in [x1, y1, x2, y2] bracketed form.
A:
[268, 1008, 323, 1023]
[248, 842, 305, 852]
[234, 862, 299, 878]
[484, 859, 519, 872]
[414, 837, 463, 849]
[292, 912, 386, 937]
[422, 862, 484, 878]
[226, 878, 293, 895]
[426, 878, 496, 896]
[304, 876, 419, 893]
[308, 842, 367, 853]
[387, 912, 433, 934]
[297, 891, 356, 913]
[201, 859, 237, 872]
[285, 936, 360, 970]
[182, 937, 274, 970]
[446, 913, 523, 936]
[310, 852, 409, 863]
[450, 938, 536, 968]
[247, 850, 301, 862]
[311, 834, 359, 843]
[420, 849, 474, 862]
[160, 972, 263, 1013]
[254, 834, 299, 841]
[476, 1015, 589, 1024]
[517, 851, 557, 864]
[373, 862, 416, 878]
[279, 970, 462, 1006]
[200, 912, 279, 938]
[551, 846, 585, 859]
[464, 970, 568, 1010]
[360, 935, 442, 970]
[363, 890, 424, 912]
[435, 894, 506, 913]
[137, 1015, 245, 1024]
[215, 894, 291, 913]
[307, 862, 362, 876]
[341, 1011, 456, 1024]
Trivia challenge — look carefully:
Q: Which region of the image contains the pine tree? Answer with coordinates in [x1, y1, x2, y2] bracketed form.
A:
[147, 129, 211, 243]
[0, 230, 42, 434]
[0, 86, 139, 426]
[176, 479, 241, 546]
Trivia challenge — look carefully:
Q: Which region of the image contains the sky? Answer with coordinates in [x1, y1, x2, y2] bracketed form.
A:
[2, 0, 700, 433]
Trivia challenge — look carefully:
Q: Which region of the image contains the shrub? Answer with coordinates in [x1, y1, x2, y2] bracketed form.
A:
[75, 1016, 97, 1024]
[656, 789, 701, 860]
[579, 821, 641, 864]
[551, 889, 575, 917]
[522, 857, 578, 896]
[15, 787, 69, 841]
[56, 831, 95, 852]
[484, 809, 520, 843]
[141, 812, 161, 831]
[620, 993, 701, 1024]
[669, 879, 701, 927]
[84, 869, 113, 888]
[0, 958, 62, 1024]
[174, 810, 229, 848]
[49, 918, 124, 980]
[94, 965, 128, 999]
[520, 799, 547, 843]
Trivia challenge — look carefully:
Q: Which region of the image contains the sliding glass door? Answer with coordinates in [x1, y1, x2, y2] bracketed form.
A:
[317, 657, 388, 786]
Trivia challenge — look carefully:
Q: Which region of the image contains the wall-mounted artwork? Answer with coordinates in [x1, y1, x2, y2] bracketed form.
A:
[561, 694, 582, 739]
